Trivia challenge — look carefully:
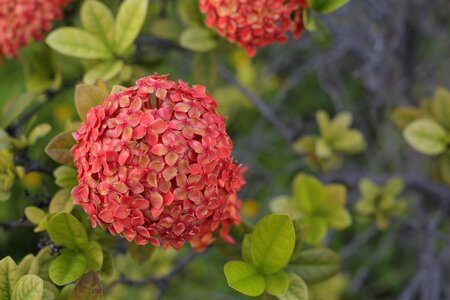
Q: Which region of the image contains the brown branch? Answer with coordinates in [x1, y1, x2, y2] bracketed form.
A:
[218, 64, 296, 142]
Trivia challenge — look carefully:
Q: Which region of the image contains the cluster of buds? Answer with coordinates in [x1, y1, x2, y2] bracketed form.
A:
[0, 0, 70, 60]
[72, 75, 246, 251]
[200, 0, 308, 56]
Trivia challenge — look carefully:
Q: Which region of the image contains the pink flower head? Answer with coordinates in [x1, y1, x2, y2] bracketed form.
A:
[0, 0, 70, 60]
[200, 0, 308, 57]
[71, 74, 246, 251]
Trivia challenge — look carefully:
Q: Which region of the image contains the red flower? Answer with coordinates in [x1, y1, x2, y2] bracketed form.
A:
[200, 0, 308, 57]
[0, 0, 70, 60]
[72, 74, 246, 251]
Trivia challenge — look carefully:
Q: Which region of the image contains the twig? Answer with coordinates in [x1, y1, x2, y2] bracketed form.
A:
[0, 219, 34, 230]
[218, 64, 296, 142]
[340, 225, 378, 259]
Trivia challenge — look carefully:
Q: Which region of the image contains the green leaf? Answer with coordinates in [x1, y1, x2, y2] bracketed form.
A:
[223, 261, 265, 297]
[288, 248, 340, 283]
[251, 214, 296, 275]
[11, 274, 43, 300]
[292, 174, 325, 213]
[69, 271, 103, 300]
[177, 0, 204, 26]
[432, 86, 450, 130]
[293, 136, 317, 154]
[45, 132, 75, 165]
[241, 234, 253, 264]
[265, 270, 290, 296]
[302, 9, 317, 31]
[43, 281, 59, 300]
[82, 241, 104, 272]
[0, 256, 19, 300]
[49, 189, 74, 214]
[113, 0, 148, 55]
[332, 130, 366, 153]
[0, 93, 36, 128]
[322, 184, 347, 212]
[83, 60, 124, 85]
[24, 206, 46, 225]
[128, 243, 155, 264]
[326, 208, 352, 230]
[403, 118, 448, 155]
[330, 112, 352, 136]
[383, 177, 404, 196]
[75, 84, 109, 122]
[359, 178, 379, 199]
[81, 0, 115, 46]
[17, 255, 39, 277]
[180, 28, 217, 52]
[278, 273, 308, 300]
[48, 212, 88, 249]
[49, 250, 87, 286]
[302, 216, 328, 245]
[312, 0, 349, 14]
[59, 285, 76, 300]
[54, 166, 78, 189]
[98, 249, 114, 279]
[28, 124, 52, 145]
[269, 195, 301, 219]
[316, 110, 331, 139]
[46, 28, 113, 59]
[315, 138, 333, 158]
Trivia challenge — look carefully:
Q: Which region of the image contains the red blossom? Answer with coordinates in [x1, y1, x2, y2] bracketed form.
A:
[200, 0, 308, 57]
[0, 0, 70, 60]
[71, 74, 246, 251]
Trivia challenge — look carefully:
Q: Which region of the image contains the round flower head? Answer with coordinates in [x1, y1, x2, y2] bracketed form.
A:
[0, 0, 70, 60]
[200, 0, 308, 57]
[71, 74, 246, 251]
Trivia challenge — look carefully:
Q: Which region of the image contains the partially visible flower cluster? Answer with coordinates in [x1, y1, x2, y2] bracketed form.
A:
[200, 0, 308, 57]
[0, 0, 70, 60]
[72, 74, 246, 251]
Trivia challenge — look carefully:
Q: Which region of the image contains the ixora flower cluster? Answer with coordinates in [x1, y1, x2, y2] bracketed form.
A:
[71, 75, 246, 251]
[200, 0, 308, 57]
[0, 0, 70, 59]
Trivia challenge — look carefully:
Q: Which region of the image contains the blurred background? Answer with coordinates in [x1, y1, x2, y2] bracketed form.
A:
[0, 0, 449, 299]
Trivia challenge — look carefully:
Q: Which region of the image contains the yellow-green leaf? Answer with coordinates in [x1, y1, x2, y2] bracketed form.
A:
[403, 118, 448, 155]
[251, 214, 296, 275]
[83, 60, 124, 85]
[46, 28, 113, 59]
[113, 0, 148, 55]
[223, 261, 265, 297]
[24, 206, 46, 225]
[0, 256, 19, 300]
[81, 0, 115, 46]
[180, 28, 217, 52]
[11, 274, 43, 300]
[49, 250, 87, 286]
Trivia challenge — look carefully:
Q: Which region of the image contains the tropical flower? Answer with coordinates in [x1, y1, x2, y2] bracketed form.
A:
[0, 0, 70, 60]
[71, 74, 246, 251]
[200, 0, 308, 57]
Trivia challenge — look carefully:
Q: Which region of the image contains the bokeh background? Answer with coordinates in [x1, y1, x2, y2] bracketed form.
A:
[1, 0, 449, 299]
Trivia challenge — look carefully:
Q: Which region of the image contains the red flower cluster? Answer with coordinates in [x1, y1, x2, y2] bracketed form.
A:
[71, 75, 246, 251]
[200, 0, 308, 57]
[0, 0, 70, 60]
